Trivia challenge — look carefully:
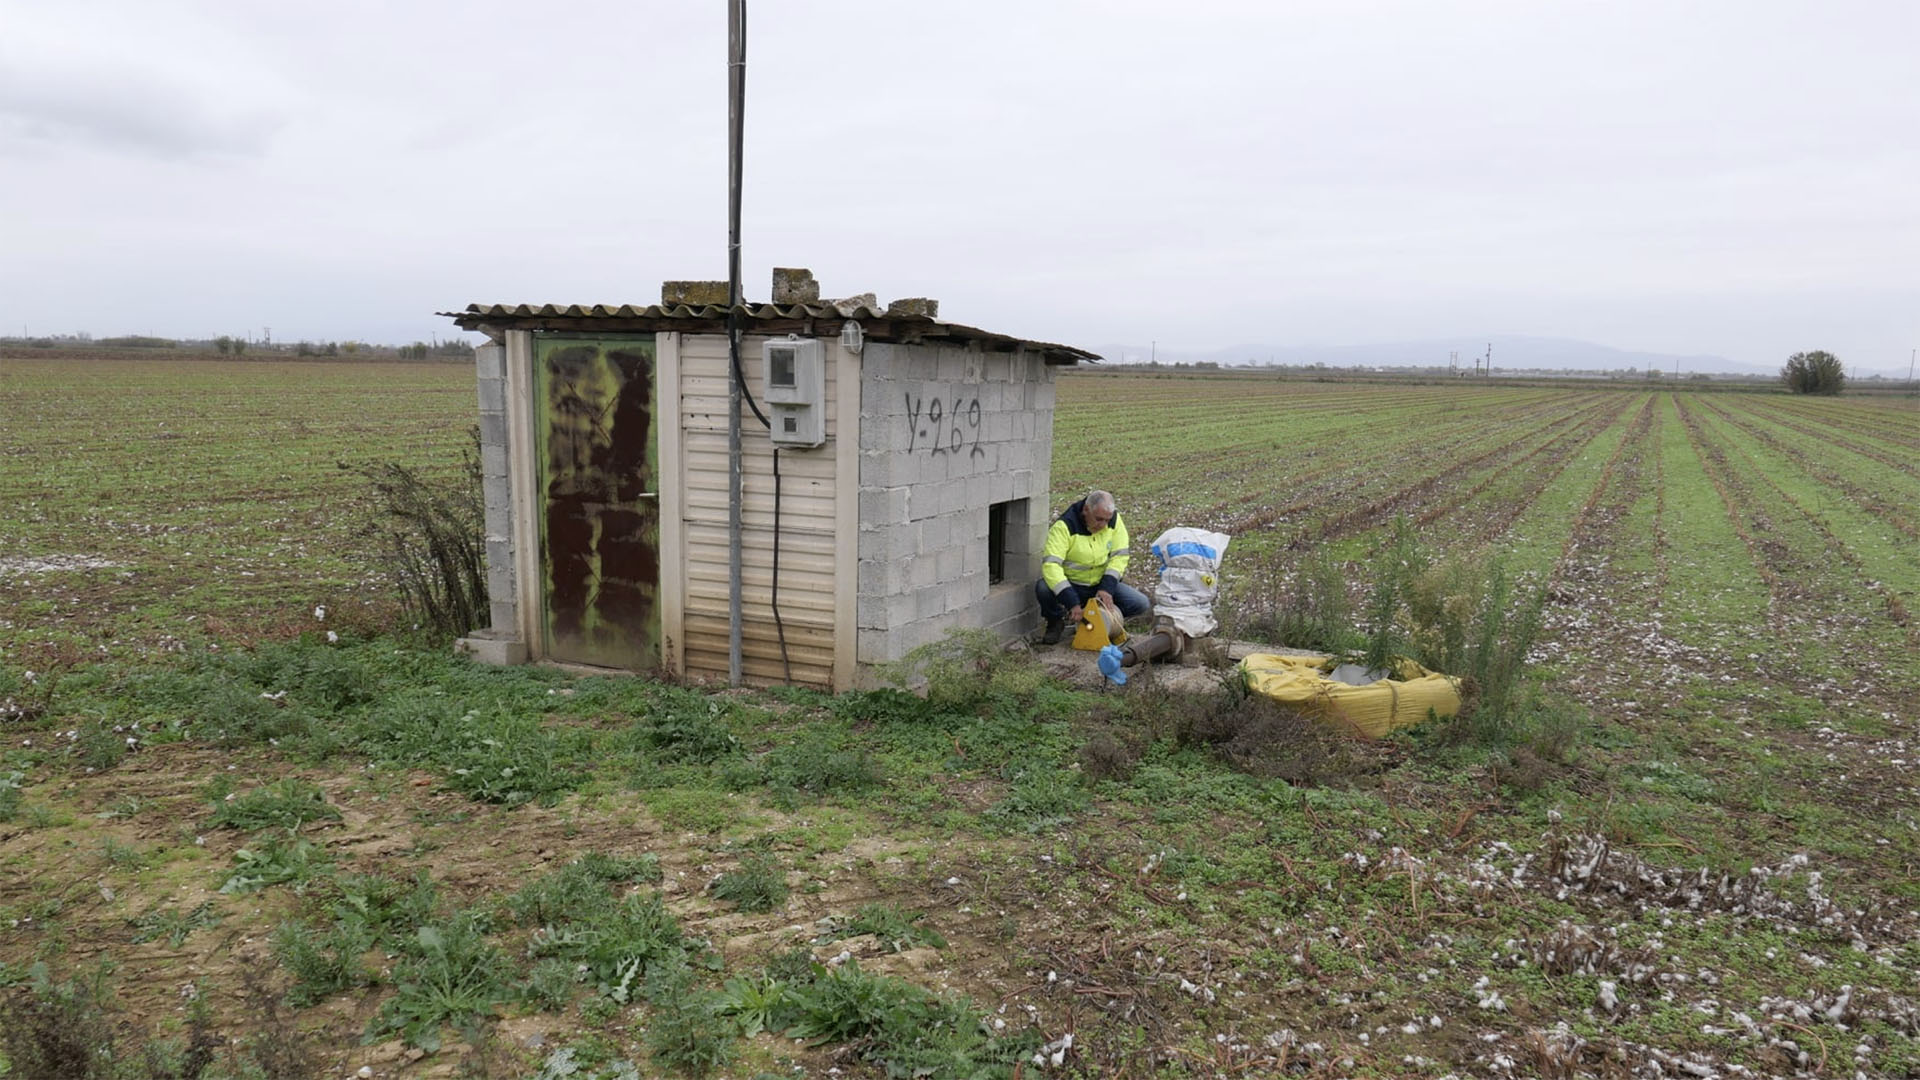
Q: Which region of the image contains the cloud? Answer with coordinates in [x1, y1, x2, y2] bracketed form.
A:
[0, 63, 282, 159]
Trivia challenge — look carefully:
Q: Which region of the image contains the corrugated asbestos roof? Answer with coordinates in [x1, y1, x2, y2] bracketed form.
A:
[441, 300, 1094, 365]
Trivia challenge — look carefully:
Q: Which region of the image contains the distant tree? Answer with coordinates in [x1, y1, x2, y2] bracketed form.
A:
[213, 335, 233, 355]
[232, 337, 247, 356]
[1781, 350, 1845, 395]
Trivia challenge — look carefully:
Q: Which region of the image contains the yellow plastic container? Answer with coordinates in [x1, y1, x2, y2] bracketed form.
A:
[1238, 654, 1461, 737]
[1071, 599, 1128, 651]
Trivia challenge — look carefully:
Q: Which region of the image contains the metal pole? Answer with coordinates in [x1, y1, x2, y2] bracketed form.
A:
[726, 0, 747, 686]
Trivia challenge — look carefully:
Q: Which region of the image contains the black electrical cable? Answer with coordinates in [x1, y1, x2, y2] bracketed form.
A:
[771, 446, 791, 683]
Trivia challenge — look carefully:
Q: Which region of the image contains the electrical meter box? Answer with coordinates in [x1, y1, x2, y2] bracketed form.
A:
[763, 337, 826, 447]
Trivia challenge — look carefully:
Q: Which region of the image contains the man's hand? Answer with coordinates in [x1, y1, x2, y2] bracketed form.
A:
[1096, 589, 1113, 608]
[1067, 605, 1084, 625]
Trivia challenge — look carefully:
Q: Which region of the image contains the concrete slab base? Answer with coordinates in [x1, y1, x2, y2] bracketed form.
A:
[454, 631, 528, 667]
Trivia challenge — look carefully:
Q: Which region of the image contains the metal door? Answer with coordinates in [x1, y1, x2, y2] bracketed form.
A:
[532, 335, 660, 669]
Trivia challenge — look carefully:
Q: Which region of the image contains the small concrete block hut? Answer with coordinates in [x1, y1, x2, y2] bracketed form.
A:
[445, 270, 1093, 690]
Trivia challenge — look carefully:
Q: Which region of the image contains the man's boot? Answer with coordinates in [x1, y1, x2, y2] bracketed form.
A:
[1040, 616, 1064, 645]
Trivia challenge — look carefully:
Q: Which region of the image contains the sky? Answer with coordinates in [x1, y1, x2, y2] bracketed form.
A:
[2, 0, 1916, 372]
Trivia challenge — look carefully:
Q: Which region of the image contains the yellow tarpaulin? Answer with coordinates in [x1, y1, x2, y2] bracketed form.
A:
[1239, 654, 1462, 738]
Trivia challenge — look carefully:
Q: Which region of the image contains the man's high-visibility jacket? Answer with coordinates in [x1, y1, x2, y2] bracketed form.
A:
[1040, 498, 1131, 598]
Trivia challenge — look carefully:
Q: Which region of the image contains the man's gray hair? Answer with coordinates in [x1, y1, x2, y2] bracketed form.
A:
[1087, 490, 1116, 514]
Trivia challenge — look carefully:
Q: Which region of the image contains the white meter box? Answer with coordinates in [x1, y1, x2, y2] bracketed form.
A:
[763, 337, 826, 447]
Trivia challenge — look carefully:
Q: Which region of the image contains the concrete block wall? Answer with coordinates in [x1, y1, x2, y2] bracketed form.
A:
[473, 343, 520, 641]
[855, 342, 1057, 663]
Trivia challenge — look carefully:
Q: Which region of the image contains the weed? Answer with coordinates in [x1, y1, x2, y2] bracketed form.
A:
[75, 720, 130, 771]
[985, 767, 1089, 833]
[710, 852, 788, 913]
[206, 776, 342, 832]
[272, 916, 378, 1005]
[1361, 517, 1430, 671]
[438, 706, 585, 806]
[715, 973, 792, 1037]
[643, 788, 743, 833]
[522, 957, 580, 1011]
[635, 687, 743, 764]
[327, 870, 440, 940]
[0, 963, 122, 1080]
[831, 687, 932, 726]
[97, 794, 144, 820]
[504, 854, 661, 927]
[1248, 546, 1361, 652]
[755, 725, 880, 796]
[1077, 730, 1140, 782]
[0, 769, 24, 821]
[352, 427, 487, 639]
[641, 957, 734, 1077]
[879, 628, 1049, 714]
[237, 639, 377, 712]
[525, 890, 690, 997]
[232, 963, 323, 1080]
[779, 960, 1037, 1077]
[370, 914, 515, 1051]
[534, 1045, 644, 1079]
[218, 833, 330, 894]
[98, 836, 149, 870]
[129, 902, 221, 948]
[822, 903, 948, 953]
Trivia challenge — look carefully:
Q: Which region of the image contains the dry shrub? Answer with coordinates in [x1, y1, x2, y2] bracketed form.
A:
[1129, 681, 1379, 786]
[1078, 731, 1140, 782]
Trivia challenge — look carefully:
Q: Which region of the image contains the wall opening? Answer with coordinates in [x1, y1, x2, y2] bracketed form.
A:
[987, 497, 1029, 585]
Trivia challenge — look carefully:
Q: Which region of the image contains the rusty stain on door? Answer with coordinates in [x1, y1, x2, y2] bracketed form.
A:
[533, 335, 659, 670]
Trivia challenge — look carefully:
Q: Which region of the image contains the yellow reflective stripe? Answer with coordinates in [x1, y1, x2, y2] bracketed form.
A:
[1042, 555, 1065, 565]
[1051, 579, 1072, 594]
[1108, 548, 1131, 557]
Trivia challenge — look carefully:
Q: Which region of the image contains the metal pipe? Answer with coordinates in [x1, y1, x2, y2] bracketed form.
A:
[725, 0, 746, 687]
[1118, 632, 1178, 667]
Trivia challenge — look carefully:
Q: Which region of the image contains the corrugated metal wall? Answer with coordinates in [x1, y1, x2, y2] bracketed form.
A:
[674, 333, 841, 687]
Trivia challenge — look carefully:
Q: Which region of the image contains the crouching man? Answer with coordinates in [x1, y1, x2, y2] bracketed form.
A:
[1034, 489, 1151, 644]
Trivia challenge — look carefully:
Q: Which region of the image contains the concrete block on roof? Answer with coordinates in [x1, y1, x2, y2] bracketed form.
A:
[771, 267, 820, 304]
[478, 377, 505, 414]
[661, 280, 731, 306]
[885, 297, 939, 319]
[831, 292, 879, 315]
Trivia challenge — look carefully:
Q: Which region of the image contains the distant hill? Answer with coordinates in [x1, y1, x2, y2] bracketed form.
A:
[1090, 336, 1771, 376]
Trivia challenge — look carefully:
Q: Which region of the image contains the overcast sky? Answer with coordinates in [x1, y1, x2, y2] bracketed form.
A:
[3, 1, 1915, 371]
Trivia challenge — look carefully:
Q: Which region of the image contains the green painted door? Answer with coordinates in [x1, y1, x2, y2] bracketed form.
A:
[532, 335, 660, 670]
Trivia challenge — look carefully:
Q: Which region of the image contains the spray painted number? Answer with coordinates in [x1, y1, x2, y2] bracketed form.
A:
[904, 392, 986, 458]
